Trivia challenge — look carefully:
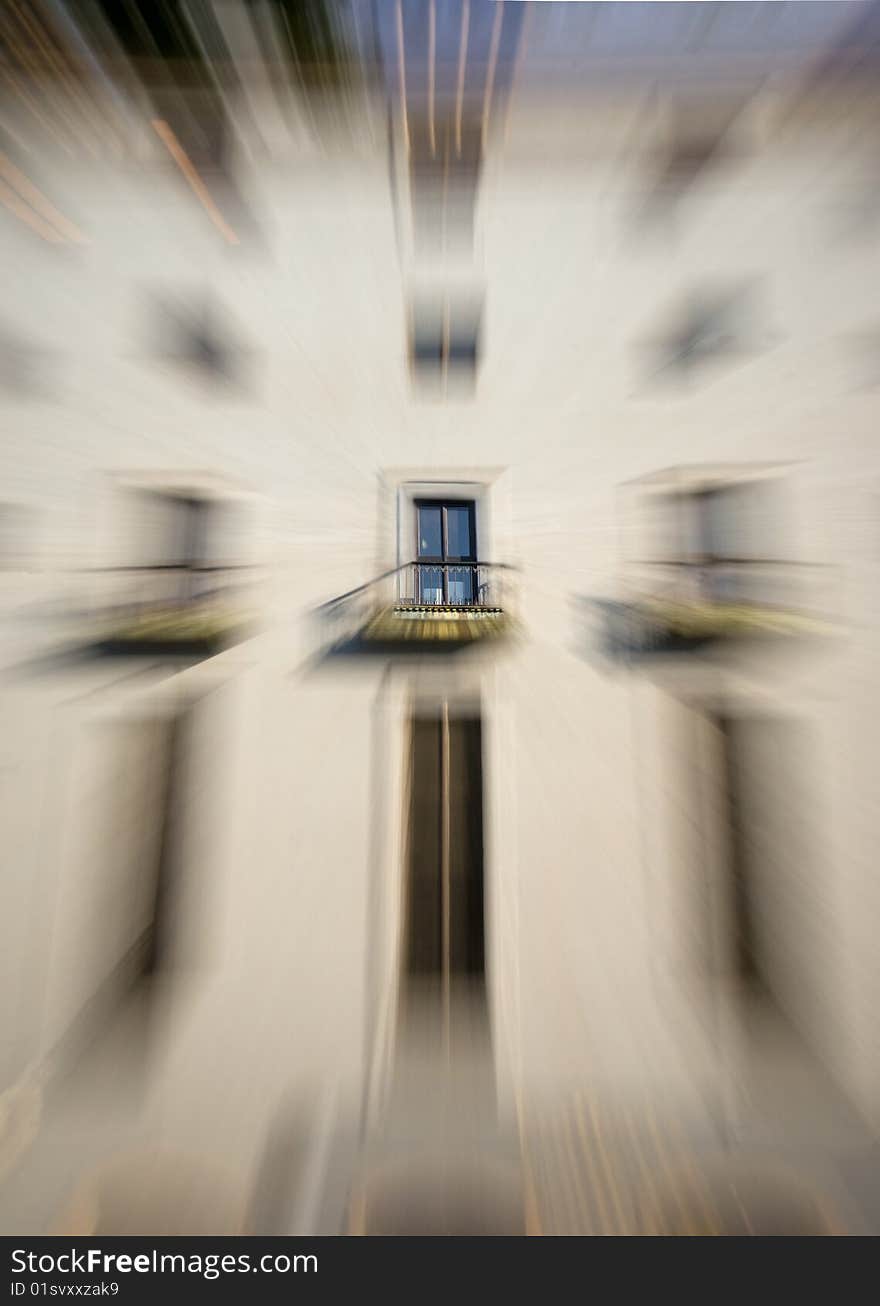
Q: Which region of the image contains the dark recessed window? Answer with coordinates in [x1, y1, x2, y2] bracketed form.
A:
[642, 284, 765, 385]
[152, 294, 251, 388]
[409, 296, 481, 388]
[409, 115, 482, 256]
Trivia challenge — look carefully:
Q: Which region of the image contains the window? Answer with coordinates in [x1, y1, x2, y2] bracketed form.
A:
[409, 295, 481, 388]
[152, 294, 251, 388]
[643, 284, 765, 384]
[650, 477, 780, 605]
[414, 499, 477, 604]
[639, 95, 746, 223]
[409, 114, 482, 256]
[99, 478, 254, 654]
[131, 488, 216, 605]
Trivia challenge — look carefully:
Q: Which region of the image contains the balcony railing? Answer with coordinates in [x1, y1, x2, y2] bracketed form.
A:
[87, 564, 256, 654]
[396, 561, 502, 608]
[588, 558, 839, 661]
[625, 558, 826, 608]
[317, 560, 516, 654]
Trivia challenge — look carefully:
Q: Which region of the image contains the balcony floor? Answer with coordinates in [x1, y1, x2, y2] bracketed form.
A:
[360, 604, 508, 647]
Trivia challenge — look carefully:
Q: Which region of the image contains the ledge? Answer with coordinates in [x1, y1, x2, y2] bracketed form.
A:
[91, 604, 251, 658]
[594, 597, 838, 660]
[360, 605, 509, 647]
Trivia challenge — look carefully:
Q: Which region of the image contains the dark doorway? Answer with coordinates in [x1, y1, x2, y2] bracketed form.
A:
[403, 708, 486, 1041]
[717, 715, 763, 994]
[139, 707, 191, 983]
[715, 714, 807, 1012]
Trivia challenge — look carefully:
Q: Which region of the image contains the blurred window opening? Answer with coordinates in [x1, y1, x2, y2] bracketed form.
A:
[640, 96, 746, 225]
[412, 311, 444, 374]
[657, 102, 738, 195]
[641, 475, 785, 608]
[132, 489, 216, 606]
[409, 296, 481, 387]
[94, 482, 254, 654]
[153, 296, 246, 387]
[649, 287, 761, 381]
[409, 114, 482, 256]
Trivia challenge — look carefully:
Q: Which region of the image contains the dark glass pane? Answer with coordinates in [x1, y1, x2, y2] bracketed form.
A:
[417, 506, 442, 558]
[447, 332, 478, 370]
[446, 566, 474, 605]
[412, 313, 443, 373]
[445, 505, 473, 559]
[418, 566, 444, 604]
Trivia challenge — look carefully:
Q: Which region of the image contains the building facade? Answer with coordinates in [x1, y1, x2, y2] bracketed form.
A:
[1, 0, 880, 1234]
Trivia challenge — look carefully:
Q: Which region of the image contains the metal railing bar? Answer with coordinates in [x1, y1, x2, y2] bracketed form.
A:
[318, 559, 517, 612]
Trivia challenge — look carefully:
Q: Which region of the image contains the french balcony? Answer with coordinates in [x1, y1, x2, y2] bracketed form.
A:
[589, 558, 839, 664]
[317, 560, 516, 656]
